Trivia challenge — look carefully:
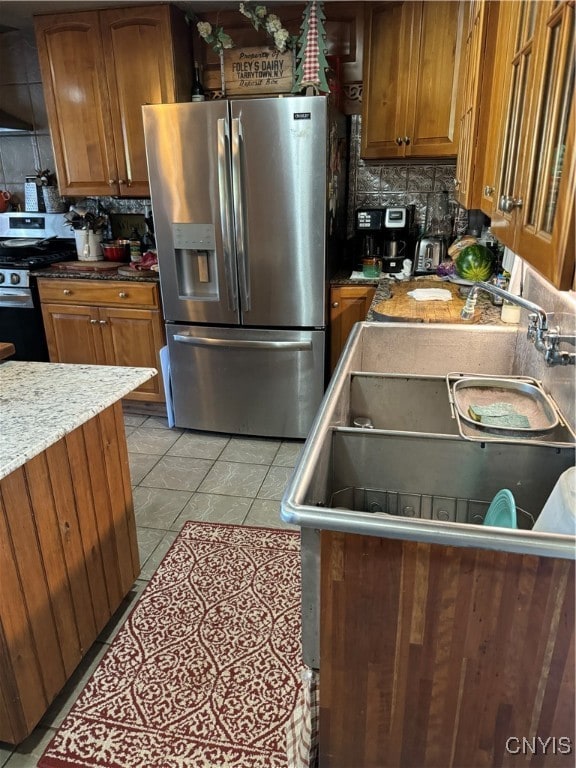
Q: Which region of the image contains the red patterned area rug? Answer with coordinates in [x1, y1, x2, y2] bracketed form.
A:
[38, 522, 303, 768]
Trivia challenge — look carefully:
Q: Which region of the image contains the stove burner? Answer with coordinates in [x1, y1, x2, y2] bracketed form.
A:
[0, 239, 76, 270]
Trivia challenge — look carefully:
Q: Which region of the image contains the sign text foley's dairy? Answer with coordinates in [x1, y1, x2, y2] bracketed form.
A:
[223, 47, 294, 96]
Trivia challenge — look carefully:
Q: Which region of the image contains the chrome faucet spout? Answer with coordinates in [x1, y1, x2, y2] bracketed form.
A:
[460, 281, 575, 366]
[460, 281, 548, 332]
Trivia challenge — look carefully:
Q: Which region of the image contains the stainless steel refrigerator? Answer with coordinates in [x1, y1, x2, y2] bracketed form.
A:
[143, 95, 345, 438]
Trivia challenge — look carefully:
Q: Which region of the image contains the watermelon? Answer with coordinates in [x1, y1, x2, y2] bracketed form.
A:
[453, 243, 494, 282]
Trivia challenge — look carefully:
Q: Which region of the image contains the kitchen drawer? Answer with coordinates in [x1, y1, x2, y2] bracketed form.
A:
[37, 279, 160, 309]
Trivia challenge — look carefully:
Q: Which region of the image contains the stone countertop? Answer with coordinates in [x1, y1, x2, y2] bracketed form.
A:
[331, 270, 380, 287]
[366, 276, 505, 325]
[0, 361, 156, 480]
[32, 266, 159, 282]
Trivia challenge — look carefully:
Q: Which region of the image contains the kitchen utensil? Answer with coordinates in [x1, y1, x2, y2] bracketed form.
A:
[483, 489, 517, 528]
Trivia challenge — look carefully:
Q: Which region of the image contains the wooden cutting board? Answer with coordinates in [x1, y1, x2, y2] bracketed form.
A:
[53, 260, 120, 272]
[373, 280, 471, 323]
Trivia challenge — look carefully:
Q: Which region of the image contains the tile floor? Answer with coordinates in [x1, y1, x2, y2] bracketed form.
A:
[0, 412, 302, 768]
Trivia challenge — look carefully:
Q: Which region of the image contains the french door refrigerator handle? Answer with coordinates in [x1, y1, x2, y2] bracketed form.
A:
[173, 334, 312, 351]
[231, 117, 250, 311]
[217, 117, 238, 312]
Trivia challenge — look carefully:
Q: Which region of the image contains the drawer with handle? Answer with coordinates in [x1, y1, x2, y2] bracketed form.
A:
[37, 279, 159, 308]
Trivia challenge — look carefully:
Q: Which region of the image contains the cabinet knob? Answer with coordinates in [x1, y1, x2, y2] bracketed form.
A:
[396, 137, 403, 146]
[63, 289, 71, 295]
[90, 318, 98, 324]
[119, 291, 128, 298]
[99, 319, 107, 325]
[332, 301, 339, 308]
[108, 179, 116, 185]
[484, 185, 494, 196]
[404, 136, 411, 145]
[118, 179, 125, 185]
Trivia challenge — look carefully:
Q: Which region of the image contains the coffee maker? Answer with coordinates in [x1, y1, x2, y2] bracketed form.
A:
[355, 206, 417, 275]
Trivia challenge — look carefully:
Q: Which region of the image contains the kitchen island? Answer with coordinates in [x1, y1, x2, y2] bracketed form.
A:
[0, 361, 156, 744]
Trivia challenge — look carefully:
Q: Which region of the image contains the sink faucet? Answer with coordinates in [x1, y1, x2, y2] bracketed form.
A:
[460, 281, 576, 366]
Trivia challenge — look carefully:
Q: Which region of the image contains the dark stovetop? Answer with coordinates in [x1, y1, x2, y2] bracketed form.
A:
[0, 239, 76, 269]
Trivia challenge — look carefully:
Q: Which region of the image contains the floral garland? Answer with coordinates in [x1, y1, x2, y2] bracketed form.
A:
[239, 3, 293, 52]
[193, 3, 294, 55]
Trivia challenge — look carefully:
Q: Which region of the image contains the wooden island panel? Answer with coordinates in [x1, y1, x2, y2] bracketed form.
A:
[320, 531, 575, 767]
[0, 401, 139, 744]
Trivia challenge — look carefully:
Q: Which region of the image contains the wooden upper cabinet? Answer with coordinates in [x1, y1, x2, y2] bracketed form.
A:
[485, 0, 574, 289]
[362, 2, 465, 159]
[34, 5, 192, 198]
[454, 1, 500, 209]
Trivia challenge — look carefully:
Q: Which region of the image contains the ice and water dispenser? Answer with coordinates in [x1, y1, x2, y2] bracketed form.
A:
[172, 222, 218, 299]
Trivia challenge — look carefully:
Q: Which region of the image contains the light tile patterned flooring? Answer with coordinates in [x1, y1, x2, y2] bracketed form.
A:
[0, 412, 302, 768]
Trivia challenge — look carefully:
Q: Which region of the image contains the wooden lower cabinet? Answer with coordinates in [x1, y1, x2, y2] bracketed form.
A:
[329, 285, 376, 372]
[38, 279, 165, 402]
[0, 402, 139, 744]
[320, 532, 575, 767]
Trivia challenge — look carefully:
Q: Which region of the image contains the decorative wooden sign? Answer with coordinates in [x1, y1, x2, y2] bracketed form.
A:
[222, 46, 294, 96]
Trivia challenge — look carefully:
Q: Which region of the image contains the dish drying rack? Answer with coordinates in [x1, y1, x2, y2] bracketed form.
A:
[330, 486, 535, 530]
[445, 372, 575, 447]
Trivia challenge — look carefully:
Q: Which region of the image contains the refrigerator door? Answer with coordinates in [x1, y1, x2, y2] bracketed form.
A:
[143, 102, 240, 325]
[230, 96, 328, 328]
[167, 324, 325, 438]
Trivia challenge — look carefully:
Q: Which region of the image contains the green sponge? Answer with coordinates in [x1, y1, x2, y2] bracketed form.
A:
[468, 403, 530, 429]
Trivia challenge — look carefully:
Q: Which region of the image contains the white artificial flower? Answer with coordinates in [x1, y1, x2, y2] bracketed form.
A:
[197, 21, 212, 39]
[239, 3, 250, 18]
[255, 5, 267, 19]
[274, 28, 289, 52]
[265, 14, 282, 33]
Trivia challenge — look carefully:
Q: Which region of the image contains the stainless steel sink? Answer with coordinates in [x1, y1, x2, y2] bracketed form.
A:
[313, 429, 573, 528]
[349, 373, 459, 434]
[281, 321, 576, 667]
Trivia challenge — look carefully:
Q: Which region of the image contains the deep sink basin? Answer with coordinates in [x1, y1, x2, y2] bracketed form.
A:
[281, 322, 576, 667]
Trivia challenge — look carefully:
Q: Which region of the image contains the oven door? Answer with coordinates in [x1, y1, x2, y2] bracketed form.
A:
[0, 287, 49, 361]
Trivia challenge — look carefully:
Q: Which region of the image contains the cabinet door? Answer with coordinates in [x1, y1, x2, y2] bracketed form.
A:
[41, 304, 104, 364]
[514, 0, 574, 288]
[329, 286, 376, 373]
[489, 2, 540, 248]
[99, 6, 181, 198]
[34, 12, 119, 197]
[405, 1, 465, 157]
[455, 1, 499, 209]
[100, 307, 165, 402]
[361, 2, 413, 159]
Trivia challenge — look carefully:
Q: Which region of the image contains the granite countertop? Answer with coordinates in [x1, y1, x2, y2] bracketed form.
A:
[0, 361, 156, 480]
[366, 276, 505, 325]
[32, 266, 159, 282]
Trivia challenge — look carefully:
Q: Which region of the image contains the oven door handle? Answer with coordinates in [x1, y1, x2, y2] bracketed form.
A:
[0, 288, 34, 308]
